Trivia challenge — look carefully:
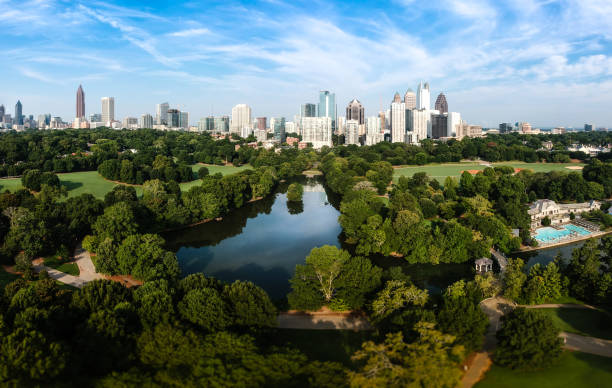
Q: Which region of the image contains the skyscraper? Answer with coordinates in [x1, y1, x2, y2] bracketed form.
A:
[230, 104, 252, 134]
[301, 103, 316, 117]
[346, 99, 365, 125]
[140, 114, 153, 128]
[0, 105, 4, 122]
[273, 117, 286, 142]
[404, 89, 416, 109]
[167, 109, 180, 128]
[101, 97, 115, 125]
[76, 85, 85, 119]
[256, 117, 267, 130]
[156, 102, 169, 125]
[345, 120, 360, 145]
[417, 82, 430, 110]
[318, 91, 336, 130]
[301, 116, 332, 149]
[390, 92, 406, 143]
[179, 111, 189, 128]
[435, 93, 448, 113]
[406, 109, 429, 144]
[431, 114, 448, 139]
[15, 100, 23, 125]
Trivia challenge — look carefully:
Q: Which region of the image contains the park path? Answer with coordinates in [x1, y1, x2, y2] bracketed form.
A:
[277, 311, 371, 330]
[32, 242, 104, 288]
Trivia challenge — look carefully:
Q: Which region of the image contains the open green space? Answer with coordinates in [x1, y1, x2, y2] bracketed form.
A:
[0, 164, 251, 199]
[538, 308, 612, 340]
[44, 256, 80, 276]
[476, 351, 612, 388]
[0, 265, 19, 288]
[393, 161, 585, 183]
[267, 329, 372, 366]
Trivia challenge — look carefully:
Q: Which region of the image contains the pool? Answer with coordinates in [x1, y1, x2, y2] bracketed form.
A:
[533, 224, 591, 244]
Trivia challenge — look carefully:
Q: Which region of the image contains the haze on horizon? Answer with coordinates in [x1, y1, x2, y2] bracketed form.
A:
[1, 0, 611, 128]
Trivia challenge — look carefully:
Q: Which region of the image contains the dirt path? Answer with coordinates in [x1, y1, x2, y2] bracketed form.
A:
[277, 311, 371, 330]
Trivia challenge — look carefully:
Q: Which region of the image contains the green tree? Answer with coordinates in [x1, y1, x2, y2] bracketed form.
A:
[503, 258, 527, 302]
[286, 182, 304, 202]
[92, 202, 138, 244]
[370, 280, 428, 322]
[335, 256, 382, 309]
[291, 245, 349, 303]
[223, 280, 276, 328]
[178, 288, 230, 331]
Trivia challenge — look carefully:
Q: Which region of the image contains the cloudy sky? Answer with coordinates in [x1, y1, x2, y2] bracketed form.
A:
[1, 0, 611, 127]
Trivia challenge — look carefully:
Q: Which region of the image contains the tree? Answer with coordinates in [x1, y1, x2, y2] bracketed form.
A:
[349, 323, 463, 388]
[437, 293, 488, 352]
[178, 288, 230, 331]
[370, 280, 428, 322]
[494, 308, 562, 370]
[223, 281, 276, 328]
[286, 182, 304, 202]
[71, 280, 131, 314]
[133, 280, 175, 327]
[503, 259, 527, 302]
[197, 166, 210, 179]
[92, 202, 138, 244]
[296, 246, 348, 303]
[335, 256, 382, 309]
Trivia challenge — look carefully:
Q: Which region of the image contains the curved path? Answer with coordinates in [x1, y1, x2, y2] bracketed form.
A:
[277, 311, 371, 330]
[32, 243, 104, 288]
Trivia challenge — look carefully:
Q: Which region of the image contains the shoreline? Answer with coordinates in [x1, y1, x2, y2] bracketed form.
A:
[519, 229, 612, 252]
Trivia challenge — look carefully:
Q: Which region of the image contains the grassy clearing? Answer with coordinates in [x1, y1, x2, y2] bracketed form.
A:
[0, 265, 19, 288]
[538, 308, 612, 340]
[267, 329, 372, 366]
[44, 256, 80, 276]
[190, 163, 252, 175]
[393, 161, 585, 183]
[476, 351, 612, 388]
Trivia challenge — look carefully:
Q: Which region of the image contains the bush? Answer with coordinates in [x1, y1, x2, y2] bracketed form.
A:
[541, 216, 551, 226]
[286, 183, 304, 202]
[197, 166, 209, 179]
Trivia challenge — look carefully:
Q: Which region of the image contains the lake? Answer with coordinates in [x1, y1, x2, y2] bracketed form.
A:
[166, 177, 471, 299]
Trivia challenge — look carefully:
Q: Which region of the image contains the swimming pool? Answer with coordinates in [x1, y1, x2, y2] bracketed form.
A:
[533, 224, 591, 244]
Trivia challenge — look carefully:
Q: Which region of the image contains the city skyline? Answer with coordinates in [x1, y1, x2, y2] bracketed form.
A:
[1, 0, 611, 127]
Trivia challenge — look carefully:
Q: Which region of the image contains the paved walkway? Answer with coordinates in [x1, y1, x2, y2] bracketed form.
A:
[32, 243, 104, 289]
[277, 312, 371, 330]
[562, 332, 612, 358]
[490, 249, 508, 272]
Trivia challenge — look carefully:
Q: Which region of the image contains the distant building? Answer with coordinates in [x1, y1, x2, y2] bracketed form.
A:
[300, 116, 332, 149]
[346, 99, 365, 125]
[318, 91, 336, 131]
[528, 199, 601, 230]
[447, 112, 461, 137]
[214, 116, 230, 132]
[499, 123, 513, 133]
[179, 111, 189, 128]
[89, 113, 101, 123]
[76, 85, 85, 119]
[140, 114, 153, 128]
[167, 109, 180, 128]
[406, 109, 429, 144]
[301, 103, 316, 117]
[520, 122, 532, 133]
[366, 116, 383, 145]
[390, 92, 406, 143]
[0, 105, 4, 122]
[345, 120, 360, 145]
[241, 126, 253, 138]
[434, 93, 448, 113]
[404, 89, 416, 109]
[431, 113, 448, 139]
[15, 100, 23, 125]
[273, 117, 286, 142]
[256, 117, 267, 130]
[101, 97, 115, 125]
[122, 117, 138, 129]
[230, 104, 252, 134]
[417, 81, 430, 110]
[156, 102, 169, 125]
[254, 129, 267, 142]
[584, 123, 594, 132]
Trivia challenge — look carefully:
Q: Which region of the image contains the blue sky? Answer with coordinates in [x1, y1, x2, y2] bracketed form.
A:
[1, 0, 611, 127]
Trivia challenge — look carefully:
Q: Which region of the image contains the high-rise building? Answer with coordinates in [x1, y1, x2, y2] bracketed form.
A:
[101, 97, 115, 125]
[214, 116, 230, 132]
[140, 114, 153, 128]
[37, 114, 47, 129]
[179, 111, 189, 128]
[273, 117, 286, 142]
[0, 105, 4, 121]
[318, 91, 336, 131]
[156, 102, 169, 125]
[345, 120, 360, 145]
[122, 117, 138, 129]
[584, 123, 594, 131]
[406, 109, 429, 144]
[434, 93, 448, 114]
[15, 100, 23, 125]
[301, 116, 332, 149]
[378, 111, 386, 133]
[448, 112, 461, 137]
[390, 92, 406, 143]
[301, 103, 316, 118]
[256, 117, 267, 130]
[499, 123, 513, 133]
[230, 104, 252, 134]
[366, 116, 383, 145]
[346, 99, 365, 125]
[76, 85, 85, 119]
[404, 89, 416, 109]
[167, 109, 180, 128]
[417, 82, 430, 110]
[431, 113, 448, 139]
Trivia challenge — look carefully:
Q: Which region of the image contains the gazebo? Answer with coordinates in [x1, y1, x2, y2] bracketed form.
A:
[475, 257, 493, 273]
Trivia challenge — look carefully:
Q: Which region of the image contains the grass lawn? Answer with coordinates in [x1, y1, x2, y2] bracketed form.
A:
[44, 256, 80, 276]
[190, 163, 252, 175]
[476, 351, 612, 388]
[266, 329, 372, 366]
[538, 308, 612, 340]
[393, 161, 585, 183]
[0, 265, 19, 288]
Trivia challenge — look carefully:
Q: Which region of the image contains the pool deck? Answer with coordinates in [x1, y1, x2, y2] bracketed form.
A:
[520, 229, 611, 252]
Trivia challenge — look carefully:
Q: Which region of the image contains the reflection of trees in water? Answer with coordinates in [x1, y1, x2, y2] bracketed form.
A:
[286, 200, 304, 215]
[213, 262, 292, 299]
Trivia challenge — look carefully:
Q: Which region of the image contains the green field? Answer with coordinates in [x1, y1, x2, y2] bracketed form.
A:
[393, 161, 585, 183]
[476, 351, 612, 388]
[538, 308, 612, 340]
[0, 164, 252, 199]
[44, 256, 80, 276]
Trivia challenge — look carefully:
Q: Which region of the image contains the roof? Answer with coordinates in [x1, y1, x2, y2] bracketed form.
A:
[528, 199, 559, 215]
[475, 257, 493, 265]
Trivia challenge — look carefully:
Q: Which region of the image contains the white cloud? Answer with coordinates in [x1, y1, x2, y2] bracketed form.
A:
[167, 28, 210, 38]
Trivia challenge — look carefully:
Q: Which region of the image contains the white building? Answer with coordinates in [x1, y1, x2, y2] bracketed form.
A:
[417, 82, 430, 110]
[528, 199, 601, 230]
[447, 112, 461, 137]
[406, 109, 429, 145]
[285, 121, 296, 134]
[241, 126, 253, 138]
[300, 116, 332, 149]
[156, 102, 169, 125]
[336, 116, 346, 135]
[230, 104, 252, 134]
[345, 120, 360, 145]
[366, 116, 383, 145]
[140, 113, 153, 129]
[390, 94, 406, 143]
[101, 97, 115, 125]
[254, 129, 267, 142]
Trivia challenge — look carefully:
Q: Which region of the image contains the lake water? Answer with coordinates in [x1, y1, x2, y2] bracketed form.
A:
[166, 177, 471, 299]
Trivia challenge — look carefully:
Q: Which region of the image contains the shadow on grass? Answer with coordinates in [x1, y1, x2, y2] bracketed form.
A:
[556, 308, 612, 340]
[61, 180, 84, 191]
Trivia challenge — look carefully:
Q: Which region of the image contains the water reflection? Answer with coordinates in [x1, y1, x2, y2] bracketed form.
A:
[287, 200, 304, 215]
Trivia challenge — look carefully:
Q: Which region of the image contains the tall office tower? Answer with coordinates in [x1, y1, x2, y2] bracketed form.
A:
[140, 113, 153, 128]
[101, 97, 115, 125]
[499, 123, 513, 133]
[230, 104, 252, 134]
[390, 93, 406, 143]
[346, 99, 365, 125]
[417, 82, 430, 110]
[300, 116, 332, 149]
[37, 114, 47, 128]
[301, 103, 316, 117]
[318, 91, 336, 131]
[366, 116, 383, 145]
[204, 116, 214, 131]
[404, 89, 416, 109]
[434, 93, 448, 114]
[431, 113, 448, 139]
[15, 100, 23, 125]
[156, 102, 169, 125]
[0, 105, 4, 122]
[214, 116, 230, 132]
[447, 112, 461, 137]
[345, 120, 360, 145]
[406, 109, 429, 144]
[179, 111, 189, 128]
[167, 109, 180, 128]
[256, 117, 267, 130]
[272, 117, 286, 142]
[378, 111, 386, 133]
[76, 85, 85, 118]
[122, 117, 138, 129]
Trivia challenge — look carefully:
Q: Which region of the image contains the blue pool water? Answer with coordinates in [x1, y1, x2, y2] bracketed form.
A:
[533, 224, 591, 244]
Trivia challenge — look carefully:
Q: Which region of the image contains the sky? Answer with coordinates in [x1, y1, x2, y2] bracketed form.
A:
[1, 0, 611, 128]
